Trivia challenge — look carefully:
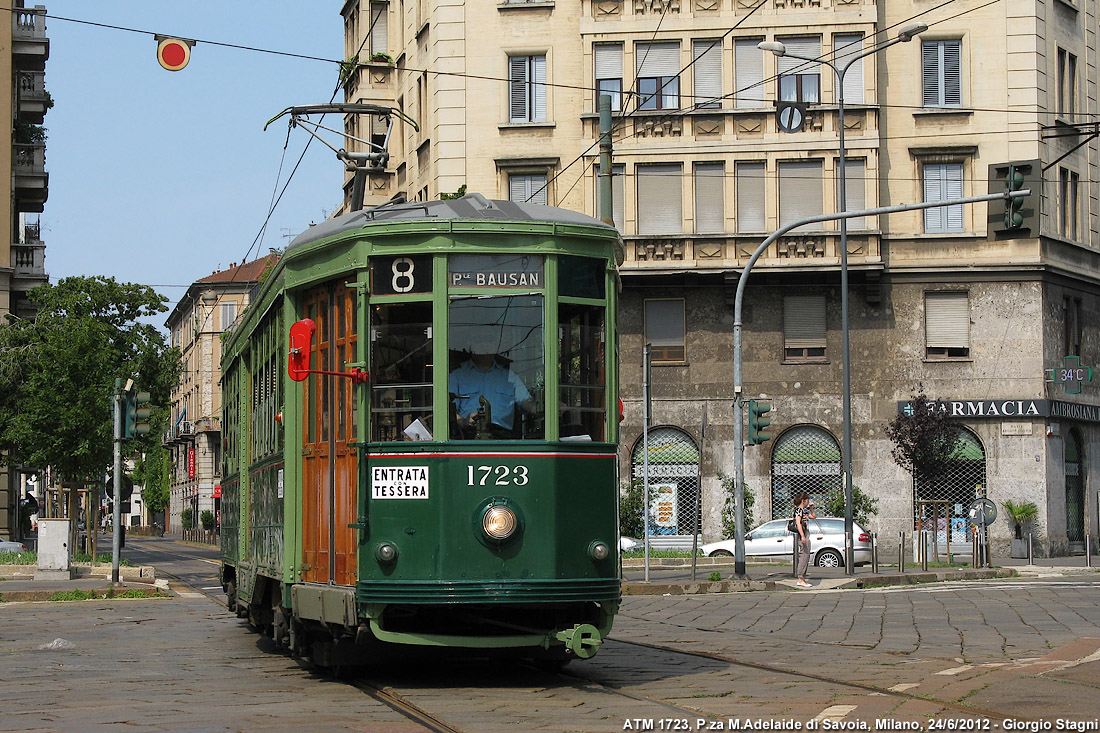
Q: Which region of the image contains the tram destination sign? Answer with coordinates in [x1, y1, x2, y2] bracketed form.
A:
[897, 398, 1100, 423]
[449, 254, 543, 288]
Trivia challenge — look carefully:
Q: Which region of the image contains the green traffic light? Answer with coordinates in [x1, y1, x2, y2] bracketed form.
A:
[747, 400, 773, 445]
[124, 390, 153, 438]
[1005, 167, 1025, 228]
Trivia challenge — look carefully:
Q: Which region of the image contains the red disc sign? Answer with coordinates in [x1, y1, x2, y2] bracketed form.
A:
[157, 37, 192, 71]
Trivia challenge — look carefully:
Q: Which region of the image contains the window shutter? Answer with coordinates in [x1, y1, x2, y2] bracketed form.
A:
[922, 42, 940, 106]
[777, 37, 821, 75]
[637, 164, 683, 235]
[779, 160, 824, 231]
[838, 158, 866, 230]
[923, 164, 963, 232]
[370, 3, 388, 55]
[784, 295, 827, 349]
[736, 162, 766, 232]
[735, 39, 765, 108]
[925, 292, 969, 348]
[693, 40, 722, 108]
[511, 174, 547, 205]
[942, 40, 961, 106]
[923, 164, 945, 231]
[510, 56, 529, 121]
[833, 34, 863, 104]
[637, 42, 680, 77]
[694, 163, 724, 233]
[944, 163, 963, 230]
[531, 55, 547, 121]
[644, 299, 685, 349]
[595, 44, 623, 80]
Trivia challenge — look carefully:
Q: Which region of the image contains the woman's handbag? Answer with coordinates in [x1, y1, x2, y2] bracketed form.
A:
[787, 519, 797, 533]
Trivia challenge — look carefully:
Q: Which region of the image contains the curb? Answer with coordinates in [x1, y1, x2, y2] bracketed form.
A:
[0, 586, 170, 603]
[622, 568, 1017, 595]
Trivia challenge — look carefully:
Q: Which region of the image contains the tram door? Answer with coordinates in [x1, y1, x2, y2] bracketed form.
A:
[301, 281, 359, 586]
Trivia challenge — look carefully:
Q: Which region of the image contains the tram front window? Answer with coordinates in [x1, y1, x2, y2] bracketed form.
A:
[559, 303, 606, 442]
[370, 302, 433, 442]
[448, 295, 544, 440]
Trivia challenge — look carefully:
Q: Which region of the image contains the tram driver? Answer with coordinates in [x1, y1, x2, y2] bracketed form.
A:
[449, 334, 537, 438]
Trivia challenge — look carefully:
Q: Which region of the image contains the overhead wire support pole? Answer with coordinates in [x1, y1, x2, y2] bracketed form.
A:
[112, 378, 124, 585]
[731, 189, 1029, 580]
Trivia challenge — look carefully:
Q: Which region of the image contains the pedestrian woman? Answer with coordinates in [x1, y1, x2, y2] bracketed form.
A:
[792, 492, 817, 588]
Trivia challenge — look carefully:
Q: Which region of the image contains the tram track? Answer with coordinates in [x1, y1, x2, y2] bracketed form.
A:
[350, 679, 466, 733]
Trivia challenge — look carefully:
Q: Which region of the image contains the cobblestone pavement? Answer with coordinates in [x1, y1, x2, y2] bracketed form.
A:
[2, 576, 1099, 731]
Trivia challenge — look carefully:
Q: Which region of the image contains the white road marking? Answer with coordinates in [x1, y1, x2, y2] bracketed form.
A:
[177, 592, 205, 598]
[201, 586, 223, 591]
[814, 705, 858, 722]
[935, 665, 974, 676]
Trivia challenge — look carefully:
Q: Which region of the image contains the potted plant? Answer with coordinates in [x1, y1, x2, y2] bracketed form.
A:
[1004, 500, 1038, 558]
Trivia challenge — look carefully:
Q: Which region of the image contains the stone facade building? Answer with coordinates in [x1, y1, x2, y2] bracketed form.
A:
[0, 2, 49, 541]
[163, 256, 277, 533]
[340, 0, 1099, 555]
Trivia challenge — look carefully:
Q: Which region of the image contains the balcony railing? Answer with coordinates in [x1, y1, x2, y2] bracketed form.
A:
[621, 231, 880, 270]
[12, 243, 46, 279]
[17, 71, 48, 123]
[12, 7, 48, 71]
[13, 143, 48, 212]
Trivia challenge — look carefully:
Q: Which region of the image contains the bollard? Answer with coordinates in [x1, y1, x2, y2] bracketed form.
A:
[792, 538, 799, 578]
[1027, 533, 1033, 566]
[899, 532, 906, 573]
[871, 532, 879, 574]
[972, 536, 978, 568]
[920, 530, 929, 572]
[1087, 534, 1092, 568]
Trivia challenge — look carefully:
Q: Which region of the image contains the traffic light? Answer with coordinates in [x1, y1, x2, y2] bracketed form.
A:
[747, 400, 773, 445]
[124, 391, 152, 438]
[988, 160, 1039, 238]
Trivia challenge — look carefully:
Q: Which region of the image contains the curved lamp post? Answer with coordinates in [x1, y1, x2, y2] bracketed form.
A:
[759, 22, 926, 574]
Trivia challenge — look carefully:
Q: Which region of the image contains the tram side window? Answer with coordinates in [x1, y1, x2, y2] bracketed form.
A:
[449, 295, 545, 440]
[370, 302, 433, 442]
[559, 304, 606, 442]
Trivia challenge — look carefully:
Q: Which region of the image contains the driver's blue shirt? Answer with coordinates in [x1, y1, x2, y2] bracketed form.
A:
[449, 360, 532, 430]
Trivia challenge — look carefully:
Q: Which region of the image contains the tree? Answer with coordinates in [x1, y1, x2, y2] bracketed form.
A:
[180, 507, 194, 531]
[719, 471, 755, 537]
[822, 484, 879, 526]
[132, 407, 172, 514]
[1003, 500, 1038, 539]
[0, 277, 181, 483]
[884, 393, 965, 483]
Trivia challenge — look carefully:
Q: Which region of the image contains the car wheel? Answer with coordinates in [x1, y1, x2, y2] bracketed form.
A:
[815, 548, 844, 568]
[709, 550, 734, 557]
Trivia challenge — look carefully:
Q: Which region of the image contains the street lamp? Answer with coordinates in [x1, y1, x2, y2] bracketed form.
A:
[760, 22, 926, 574]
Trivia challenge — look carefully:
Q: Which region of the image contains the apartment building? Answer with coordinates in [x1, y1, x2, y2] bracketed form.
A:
[0, 1, 49, 541]
[163, 256, 278, 533]
[341, 0, 1099, 556]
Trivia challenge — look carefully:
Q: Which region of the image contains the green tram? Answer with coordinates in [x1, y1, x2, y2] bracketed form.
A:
[219, 193, 623, 665]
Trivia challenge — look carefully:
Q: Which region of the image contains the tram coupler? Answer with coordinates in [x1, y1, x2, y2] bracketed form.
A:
[553, 623, 603, 659]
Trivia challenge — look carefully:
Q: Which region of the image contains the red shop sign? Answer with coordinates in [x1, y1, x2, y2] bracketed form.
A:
[187, 448, 196, 479]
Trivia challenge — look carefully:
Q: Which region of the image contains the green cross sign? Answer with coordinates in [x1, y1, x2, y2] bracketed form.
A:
[1048, 355, 1094, 394]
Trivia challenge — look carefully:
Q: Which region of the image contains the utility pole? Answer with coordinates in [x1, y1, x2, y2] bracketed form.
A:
[112, 378, 124, 584]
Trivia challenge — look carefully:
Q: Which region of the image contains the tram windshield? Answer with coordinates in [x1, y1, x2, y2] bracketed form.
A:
[448, 294, 544, 440]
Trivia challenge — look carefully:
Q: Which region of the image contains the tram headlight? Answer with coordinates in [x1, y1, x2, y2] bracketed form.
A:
[374, 542, 399, 564]
[482, 504, 518, 541]
[589, 541, 610, 561]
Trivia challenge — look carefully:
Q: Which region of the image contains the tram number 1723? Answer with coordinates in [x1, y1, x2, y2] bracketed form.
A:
[467, 465, 530, 486]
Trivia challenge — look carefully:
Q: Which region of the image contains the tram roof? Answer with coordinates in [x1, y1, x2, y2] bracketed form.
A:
[287, 193, 616, 252]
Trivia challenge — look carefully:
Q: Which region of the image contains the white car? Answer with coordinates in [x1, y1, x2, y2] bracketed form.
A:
[619, 536, 643, 552]
[0, 539, 28, 554]
[700, 517, 872, 568]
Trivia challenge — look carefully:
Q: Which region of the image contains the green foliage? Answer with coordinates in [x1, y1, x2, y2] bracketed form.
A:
[0, 277, 180, 482]
[13, 120, 46, 144]
[822, 484, 879, 526]
[369, 51, 395, 65]
[708, 571, 722, 581]
[0, 551, 34, 564]
[180, 507, 194, 531]
[619, 479, 650, 539]
[884, 393, 965, 483]
[71, 552, 133, 566]
[719, 471, 755, 537]
[339, 54, 360, 86]
[133, 410, 172, 513]
[440, 184, 467, 200]
[1003, 500, 1039, 539]
[200, 510, 215, 531]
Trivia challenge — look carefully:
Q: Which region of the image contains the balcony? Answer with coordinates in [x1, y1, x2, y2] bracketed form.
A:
[12, 6, 49, 72]
[194, 416, 221, 434]
[17, 71, 49, 124]
[13, 143, 48, 213]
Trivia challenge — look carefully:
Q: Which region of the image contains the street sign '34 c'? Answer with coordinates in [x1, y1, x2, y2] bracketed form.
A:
[1047, 355, 1094, 394]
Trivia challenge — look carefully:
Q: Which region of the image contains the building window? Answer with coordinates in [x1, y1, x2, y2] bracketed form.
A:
[221, 301, 238, 332]
[736, 162, 766, 232]
[1064, 296, 1082, 357]
[644, 299, 686, 362]
[777, 37, 821, 104]
[636, 164, 683, 235]
[923, 163, 964, 233]
[694, 163, 724, 234]
[735, 38, 765, 109]
[509, 54, 547, 122]
[594, 162, 625, 232]
[594, 44, 623, 112]
[922, 39, 961, 108]
[636, 42, 680, 111]
[1060, 167, 1079, 240]
[1058, 48, 1077, 119]
[369, 2, 388, 56]
[837, 158, 866, 230]
[925, 291, 969, 359]
[509, 173, 548, 205]
[784, 295, 827, 362]
[778, 160, 823, 232]
[693, 40, 722, 109]
[833, 34, 864, 104]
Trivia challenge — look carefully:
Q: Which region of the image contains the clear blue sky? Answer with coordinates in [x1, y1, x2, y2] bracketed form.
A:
[40, 2, 343, 316]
